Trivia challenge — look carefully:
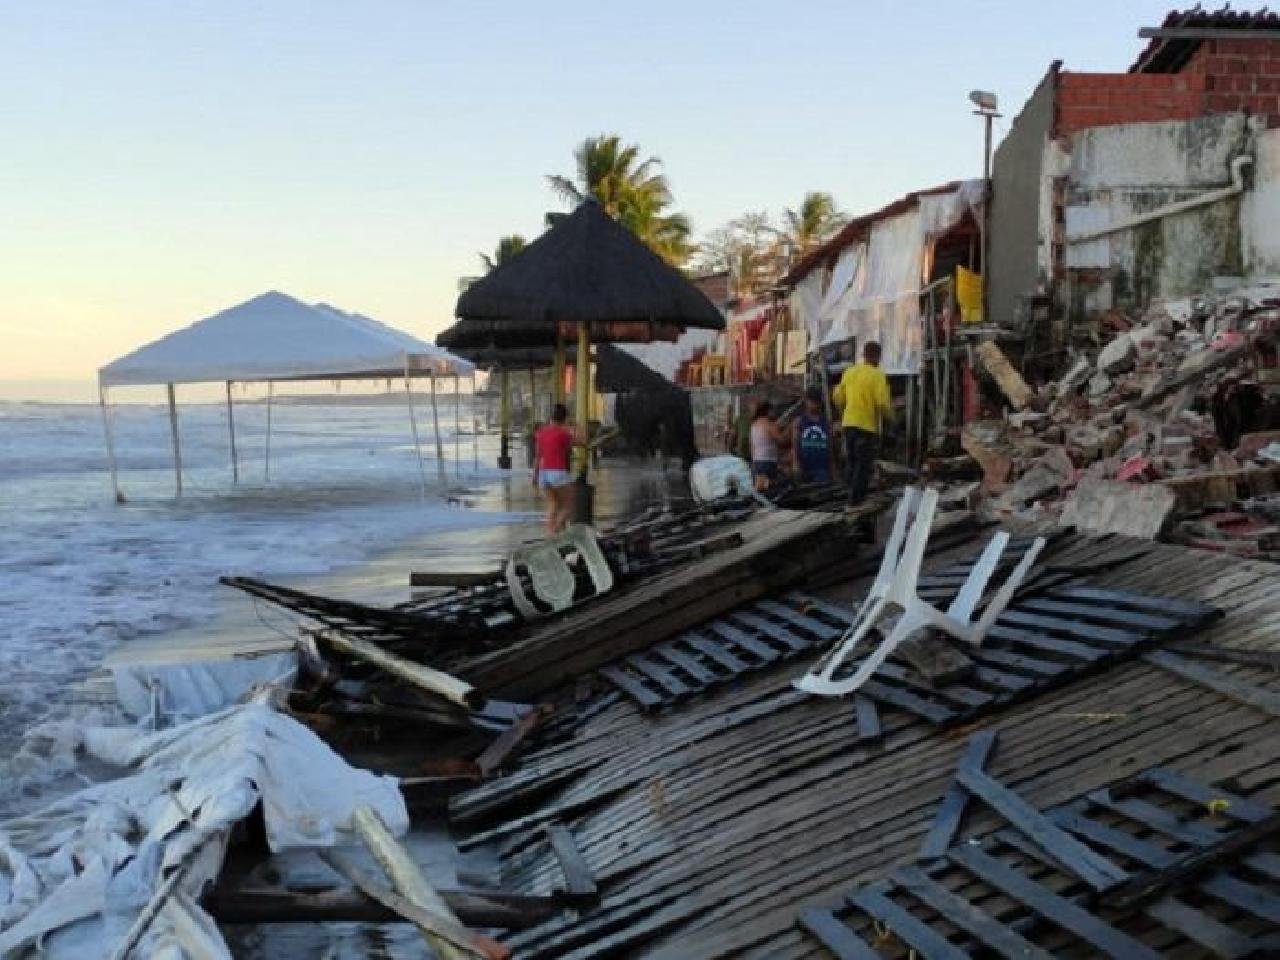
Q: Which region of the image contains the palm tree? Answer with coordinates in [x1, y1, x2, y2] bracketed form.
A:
[479, 234, 527, 272]
[782, 192, 845, 253]
[547, 135, 692, 264]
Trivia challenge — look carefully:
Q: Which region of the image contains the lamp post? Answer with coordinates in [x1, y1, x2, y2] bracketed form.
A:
[969, 90, 1000, 324]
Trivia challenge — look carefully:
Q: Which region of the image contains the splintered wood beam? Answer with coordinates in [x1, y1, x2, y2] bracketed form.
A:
[411, 570, 502, 588]
[1144, 651, 1280, 718]
[544, 823, 598, 903]
[476, 706, 551, 778]
[919, 729, 998, 860]
[320, 631, 485, 711]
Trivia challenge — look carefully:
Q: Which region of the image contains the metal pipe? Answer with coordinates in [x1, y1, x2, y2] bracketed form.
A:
[453, 374, 461, 480]
[98, 380, 123, 503]
[166, 383, 182, 497]
[404, 358, 429, 498]
[470, 372, 478, 473]
[429, 372, 445, 486]
[225, 381, 239, 484]
[264, 382, 273, 482]
[1068, 155, 1253, 244]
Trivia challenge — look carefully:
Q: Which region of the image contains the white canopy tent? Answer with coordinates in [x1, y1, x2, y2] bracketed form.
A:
[97, 291, 476, 501]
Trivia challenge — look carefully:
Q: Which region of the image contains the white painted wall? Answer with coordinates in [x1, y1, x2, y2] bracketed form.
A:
[1242, 126, 1280, 277]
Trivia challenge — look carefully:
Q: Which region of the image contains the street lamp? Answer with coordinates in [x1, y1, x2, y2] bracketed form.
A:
[969, 90, 1001, 324]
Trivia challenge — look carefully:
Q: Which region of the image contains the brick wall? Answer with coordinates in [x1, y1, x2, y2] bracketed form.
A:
[1183, 37, 1280, 123]
[1057, 71, 1206, 135]
[1058, 37, 1280, 135]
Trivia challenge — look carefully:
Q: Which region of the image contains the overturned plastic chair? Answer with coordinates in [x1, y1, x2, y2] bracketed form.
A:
[793, 486, 1046, 697]
[506, 523, 615, 620]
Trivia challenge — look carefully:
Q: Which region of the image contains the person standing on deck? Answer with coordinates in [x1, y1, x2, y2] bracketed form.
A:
[833, 341, 892, 506]
[749, 400, 784, 491]
[532, 403, 575, 534]
[792, 385, 834, 484]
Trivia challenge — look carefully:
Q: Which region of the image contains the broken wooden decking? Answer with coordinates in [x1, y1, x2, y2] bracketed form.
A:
[447, 507, 869, 701]
[448, 535, 1280, 958]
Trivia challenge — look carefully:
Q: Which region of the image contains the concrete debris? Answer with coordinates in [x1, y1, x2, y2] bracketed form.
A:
[949, 281, 1280, 559]
[1060, 478, 1177, 539]
[976, 341, 1034, 410]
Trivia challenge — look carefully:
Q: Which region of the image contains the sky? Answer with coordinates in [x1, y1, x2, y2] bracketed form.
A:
[0, 0, 1239, 400]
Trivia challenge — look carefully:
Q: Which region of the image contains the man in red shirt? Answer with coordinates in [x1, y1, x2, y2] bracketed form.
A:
[532, 403, 576, 533]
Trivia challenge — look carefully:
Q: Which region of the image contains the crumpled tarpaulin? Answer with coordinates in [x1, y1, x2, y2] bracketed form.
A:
[112, 652, 298, 725]
[0, 703, 408, 959]
[804, 180, 985, 374]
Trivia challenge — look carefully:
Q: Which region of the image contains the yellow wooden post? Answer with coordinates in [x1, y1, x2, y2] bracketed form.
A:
[573, 323, 590, 476]
[552, 330, 566, 404]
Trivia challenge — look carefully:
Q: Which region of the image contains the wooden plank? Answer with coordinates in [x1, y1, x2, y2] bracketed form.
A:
[875, 664, 992, 710]
[853, 696, 881, 743]
[1139, 767, 1274, 823]
[893, 864, 1055, 960]
[1108, 811, 1280, 910]
[860, 679, 956, 725]
[984, 626, 1108, 662]
[786, 593, 858, 627]
[628, 654, 695, 698]
[598, 666, 664, 711]
[796, 908, 881, 960]
[729, 612, 814, 652]
[969, 647, 1070, 678]
[1048, 807, 1176, 869]
[971, 665, 1036, 695]
[1201, 873, 1280, 924]
[411, 570, 501, 588]
[954, 767, 1129, 891]
[545, 824, 598, 902]
[705, 620, 784, 662]
[476, 707, 549, 778]
[949, 846, 1161, 960]
[1016, 598, 1182, 632]
[1143, 896, 1257, 960]
[752, 601, 842, 641]
[1086, 790, 1226, 847]
[846, 885, 969, 960]
[651, 643, 720, 686]
[996, 610, 1146, 648]
[681, 633, 750, 674]
[919, 730, 998, 861]
[1047, 585, 1219, 620]
[1144, 652, 1280, 719]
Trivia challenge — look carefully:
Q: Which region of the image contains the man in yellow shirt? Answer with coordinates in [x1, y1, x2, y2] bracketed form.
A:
[832, 341, 892, 505]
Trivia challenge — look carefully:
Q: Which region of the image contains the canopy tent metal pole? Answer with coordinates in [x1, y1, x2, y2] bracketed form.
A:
[97, 380, 123, 504]
[453, 374, 461, 480]
[264, 381, 274, 482]
[429, 371, 446, 486]
[166, 383, 183, 497]
[470, 372, 478, 473]
[225, 380, 239, 484]
[404, 359, 430, 499]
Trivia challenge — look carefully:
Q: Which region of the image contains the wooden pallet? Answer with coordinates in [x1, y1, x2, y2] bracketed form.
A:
[801, 756, 1280, 959]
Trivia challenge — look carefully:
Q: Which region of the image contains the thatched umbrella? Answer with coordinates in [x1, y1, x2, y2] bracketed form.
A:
[436, 320, 569, 468]
[454, 199, 723, 498]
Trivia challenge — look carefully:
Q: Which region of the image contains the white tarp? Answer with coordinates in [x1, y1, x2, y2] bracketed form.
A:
[789, 269, 826, 349]
[814, 181, 984, 375]
[99, 291, 474, 387]
[0, 703, 408, 958]
[113, 653, 299, 725]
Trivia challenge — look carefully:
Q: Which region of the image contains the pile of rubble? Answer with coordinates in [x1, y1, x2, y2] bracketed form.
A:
[960, 281, 1280, 558]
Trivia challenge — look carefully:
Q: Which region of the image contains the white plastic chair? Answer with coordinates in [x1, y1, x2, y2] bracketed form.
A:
[793, 486, 1045, 697]
[506, 524, 615, 620]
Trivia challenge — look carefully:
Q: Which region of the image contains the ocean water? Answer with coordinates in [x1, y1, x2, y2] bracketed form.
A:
[0, 398, 515, 802]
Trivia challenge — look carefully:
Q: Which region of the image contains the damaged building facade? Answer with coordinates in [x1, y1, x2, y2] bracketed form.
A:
[990, 9, 1280, 348]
